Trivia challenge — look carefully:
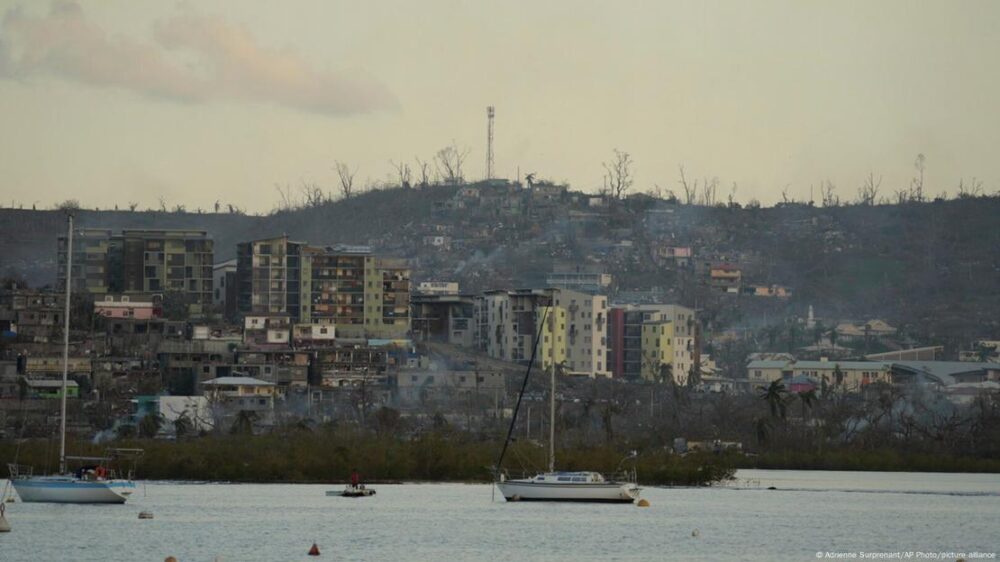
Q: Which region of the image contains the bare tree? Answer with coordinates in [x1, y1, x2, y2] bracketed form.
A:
[274, 183, 297, 212]
[678, 165, 698, 205]
[857, 172, 882, 206]
[910, 153, 926, 202]
[820, 180, 839, 207]
[127, 201, 139, 212]
[390, 159, 412, 188]
[335, 161, 358, 199]
[700, 176, 719, 206]
[728, 182, 738, 207]
[414, 157, 431, 188]
[603, 149, 634, 200]
[435, 142, 470, 184]
[158, 196, 167, 212]
[300, 181, 325, 207]
[956, 177, 983, 199]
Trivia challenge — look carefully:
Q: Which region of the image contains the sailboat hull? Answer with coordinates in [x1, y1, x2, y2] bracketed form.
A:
[497, 480, 639, 503]
[12, 477, 135, 504]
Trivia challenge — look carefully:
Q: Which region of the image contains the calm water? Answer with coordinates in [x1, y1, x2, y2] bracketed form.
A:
[1, 470, 998, 561]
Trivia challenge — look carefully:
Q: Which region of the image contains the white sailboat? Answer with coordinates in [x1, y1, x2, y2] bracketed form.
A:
[495, 307, 640, 503]
[7, 214, 141, 504]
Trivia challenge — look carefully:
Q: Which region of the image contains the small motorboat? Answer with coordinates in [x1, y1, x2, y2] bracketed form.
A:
[327, 484, 376, 497]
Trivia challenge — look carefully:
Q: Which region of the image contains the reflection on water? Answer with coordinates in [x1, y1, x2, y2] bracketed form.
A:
[1, 470, 998, 561]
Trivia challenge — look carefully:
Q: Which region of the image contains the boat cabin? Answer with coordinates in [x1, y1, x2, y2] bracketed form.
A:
[533, 472, 606, 483]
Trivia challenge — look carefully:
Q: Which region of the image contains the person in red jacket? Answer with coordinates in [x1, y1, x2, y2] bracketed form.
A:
[350, 468, 360, 488]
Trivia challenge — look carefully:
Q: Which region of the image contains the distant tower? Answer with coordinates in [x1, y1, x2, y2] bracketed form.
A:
[807, 305, 815, 329]
[485, 105, 495, 180]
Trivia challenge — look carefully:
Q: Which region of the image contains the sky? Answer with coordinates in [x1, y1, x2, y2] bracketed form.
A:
[1, 0, 998, 212]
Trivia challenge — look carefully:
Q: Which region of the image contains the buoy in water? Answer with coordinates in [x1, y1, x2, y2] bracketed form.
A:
[636, 499, 650, 507]
[308, 543, 321, 556]
[164, 557, 178, 562]
[692, 529, 700, 537]
[138, 510, 154, 519]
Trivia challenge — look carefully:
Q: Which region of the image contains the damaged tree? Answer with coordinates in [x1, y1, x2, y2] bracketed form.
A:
[435, 142, 470, 184]
[602, 148, 634, 200]
[335, 161, 358, 199]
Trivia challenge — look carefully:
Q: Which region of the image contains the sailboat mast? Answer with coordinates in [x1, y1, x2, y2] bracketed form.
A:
[59, 214, 73, 475]
[549, 302, 555, 473]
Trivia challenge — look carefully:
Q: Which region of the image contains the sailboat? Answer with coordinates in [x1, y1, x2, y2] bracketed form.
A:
[7, 214, 141, 504]
[494, 306, 640, 503]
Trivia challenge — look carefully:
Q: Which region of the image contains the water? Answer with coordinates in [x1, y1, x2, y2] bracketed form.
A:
[1, 470, 998, 561]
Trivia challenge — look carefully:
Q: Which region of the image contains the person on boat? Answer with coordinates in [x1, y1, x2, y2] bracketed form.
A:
[350, 468, 361, 488]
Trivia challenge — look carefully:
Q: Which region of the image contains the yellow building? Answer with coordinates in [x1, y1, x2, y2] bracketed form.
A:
[537, 305, 567, 372]
[640, 320, 676, 383]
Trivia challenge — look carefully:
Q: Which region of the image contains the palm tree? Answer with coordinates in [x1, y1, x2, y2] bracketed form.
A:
[758, 380, 788, 420]
[138, 412, 164, 439]
[657, 363, 674, 385]
[754, 416, 772, 445]
[797, 389, 817, 421]
[173, 413, 194, 438]
[230, 410, 258, 435]
[976, 343, 997, 363]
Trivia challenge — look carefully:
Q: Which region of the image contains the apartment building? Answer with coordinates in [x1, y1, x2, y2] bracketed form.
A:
[236, 238, 410, 339]
[57, 229, 214, 307]
[475, 288, 609, 377]
[608, 304, 698, 385]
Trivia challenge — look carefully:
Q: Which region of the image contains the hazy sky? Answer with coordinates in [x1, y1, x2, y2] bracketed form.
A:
[1, 0, 998, 211]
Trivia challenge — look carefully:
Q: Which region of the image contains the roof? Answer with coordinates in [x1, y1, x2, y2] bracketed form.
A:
[890, 361, 1000, 385]
[747, 360, 790, 370]
[26, 379, 79, 388]
[201, 376, 274, 387]
[791, 361, 891, 370]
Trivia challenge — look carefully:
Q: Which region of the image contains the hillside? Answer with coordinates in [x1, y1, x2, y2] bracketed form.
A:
[2, 184, 998, 348]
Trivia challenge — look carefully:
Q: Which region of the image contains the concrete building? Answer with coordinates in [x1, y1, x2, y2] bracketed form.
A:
[213, 259, 238, 320]
[0, 287, 65, 343]
[58, 229, 214, 308]
[608, 304, 697, 384]
[546, 267, 612, 293]
[94, 294, 159, 319]
[475, 288, 608, 377]
[747, 359, 892, 393]
[236, 238, 410, 339]
[133, 395, 214, 434]
[411, 293, 475, 347]
[393, 369, 505, 407]
[416, 281, 460, 295]
[709, 264, 742, 293]
[24, 378, 79, 399]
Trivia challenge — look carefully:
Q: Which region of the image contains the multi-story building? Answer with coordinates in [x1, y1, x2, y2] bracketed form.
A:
[640, 318, 674, 382]
[57, 228, 114, 294]
[546, 267, 612, 293]
[58, 229, 213, 308]
[236, 238, 410, 339]
[213, 259, 238, 320]
[0, 287, 66, 343]
[236, 236, 305, 318]
[475, 288, 608, 377]
[608, 304, 698, 384]
[411, 293, 475, 347]
[709, 264, 742, 293]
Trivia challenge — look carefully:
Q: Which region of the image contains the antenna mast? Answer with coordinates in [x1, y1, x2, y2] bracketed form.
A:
[485, 106, 495, 180]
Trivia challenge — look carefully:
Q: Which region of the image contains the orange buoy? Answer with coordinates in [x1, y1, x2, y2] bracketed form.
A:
[308, 543, 321, 556]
